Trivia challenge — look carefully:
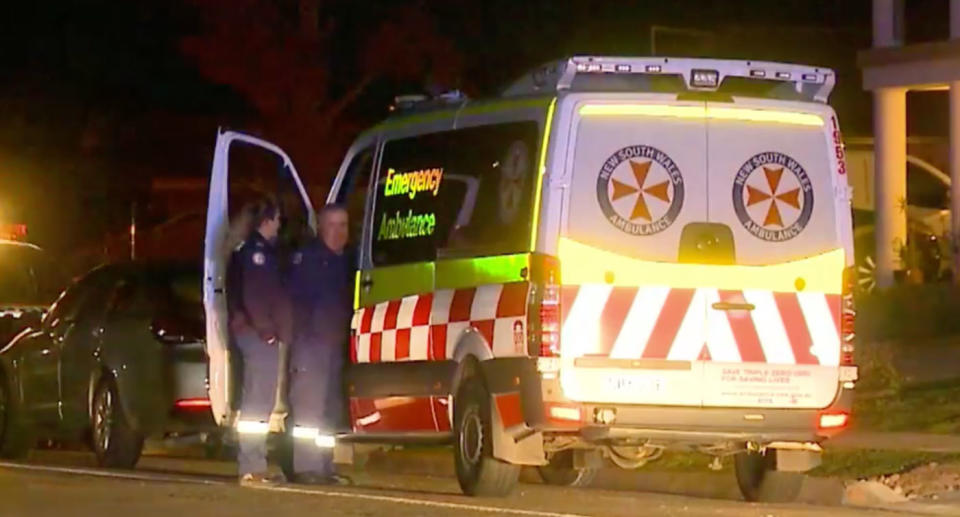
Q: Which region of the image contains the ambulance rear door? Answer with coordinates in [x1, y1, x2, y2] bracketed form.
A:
[558, 93, 709, 407]
[701, 99, 846, 409]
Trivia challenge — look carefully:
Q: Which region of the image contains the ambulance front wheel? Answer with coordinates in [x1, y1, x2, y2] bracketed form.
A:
[453, 376, 520, 497]
[734, 449, 804, 503]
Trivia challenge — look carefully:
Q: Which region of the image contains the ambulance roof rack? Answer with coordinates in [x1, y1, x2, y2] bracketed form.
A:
[390, 90, 468, 113]
[502, 56, 836, 104]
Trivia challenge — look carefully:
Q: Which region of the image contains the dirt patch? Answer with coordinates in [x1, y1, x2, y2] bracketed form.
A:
[868, 462, 960, 500]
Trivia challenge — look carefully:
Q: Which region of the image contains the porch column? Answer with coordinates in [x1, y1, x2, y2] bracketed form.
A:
[874, 87, 907, 288]
[873, 0, 904, 47]
[951, 0, 960, 39]
[950, 82, 960, 282]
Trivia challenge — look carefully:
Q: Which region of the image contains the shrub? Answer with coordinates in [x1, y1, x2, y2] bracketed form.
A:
[856, 283, 960, 343]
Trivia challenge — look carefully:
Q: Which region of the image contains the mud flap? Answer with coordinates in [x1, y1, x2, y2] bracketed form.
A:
[774, 449, 821, 472]
[489, 392, 546, 466]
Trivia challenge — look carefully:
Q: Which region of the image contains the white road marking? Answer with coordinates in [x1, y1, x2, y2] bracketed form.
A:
[0, 461, 227, 485]
[0, 461, 588, 517]
[250, 484, 589, 517]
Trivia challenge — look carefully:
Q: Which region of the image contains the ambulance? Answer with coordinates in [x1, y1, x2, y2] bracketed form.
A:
[204, 56, 858, 502]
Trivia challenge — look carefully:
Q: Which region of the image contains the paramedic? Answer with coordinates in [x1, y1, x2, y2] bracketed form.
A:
[286, 204, 353, 484]
[227, 198, 293, 486]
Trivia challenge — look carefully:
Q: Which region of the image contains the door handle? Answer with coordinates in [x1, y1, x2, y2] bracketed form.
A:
[360, 278, 374, 289]
[711, 302, 755, 311]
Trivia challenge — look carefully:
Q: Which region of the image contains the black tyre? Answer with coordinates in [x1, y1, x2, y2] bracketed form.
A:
[734, 449, 804, 503]
[0, 373, 32, 460]
[538, 450, 599, 488]
[90, 378, 144, 469]
[453, 376, 520, 497]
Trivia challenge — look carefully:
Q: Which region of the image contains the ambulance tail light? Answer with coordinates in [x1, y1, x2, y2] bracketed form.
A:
[818, 410, 850, 431]
[531, 256, 562, 358]
[545, 402, 583, 424]
[840, 266, 857, 366]
[539, 283, 561, 357]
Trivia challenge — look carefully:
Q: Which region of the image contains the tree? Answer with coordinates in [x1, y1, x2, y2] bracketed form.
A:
[180, 0, 462, 189]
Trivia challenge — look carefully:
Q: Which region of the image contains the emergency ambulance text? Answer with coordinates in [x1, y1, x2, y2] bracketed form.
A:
[377, 209, 437, 241]
[384, 167, 444, 200]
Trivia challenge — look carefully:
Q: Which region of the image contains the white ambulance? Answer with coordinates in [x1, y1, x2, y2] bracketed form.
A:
[204, 56, 857, 502]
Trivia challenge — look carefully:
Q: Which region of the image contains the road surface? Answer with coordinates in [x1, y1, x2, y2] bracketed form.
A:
[0, 450, 918, 517]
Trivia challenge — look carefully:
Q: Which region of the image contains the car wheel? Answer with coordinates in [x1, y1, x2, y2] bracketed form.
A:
[734, 449, 804, 503]
[538, 450, 598, 488]
[91, 377, 143, 469]
[0, 373, 32, 460]
[453, 376, 520, 497]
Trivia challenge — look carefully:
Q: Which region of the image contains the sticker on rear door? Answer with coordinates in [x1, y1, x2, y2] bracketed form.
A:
[596, 145, 684, 236]
[732, 151, 813, 242]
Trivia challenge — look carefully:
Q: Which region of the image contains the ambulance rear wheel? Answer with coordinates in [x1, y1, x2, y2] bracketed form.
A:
[453, 376, 520, 497]
[538, 450, 598, 487]
[734, 449, 803, 503]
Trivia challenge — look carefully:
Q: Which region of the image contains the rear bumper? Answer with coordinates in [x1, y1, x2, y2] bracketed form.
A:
[483, 357, 851, 447]
[543, 388, 853, 445]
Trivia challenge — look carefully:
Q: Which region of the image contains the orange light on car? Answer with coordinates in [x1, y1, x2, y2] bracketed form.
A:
[174, 398, 212, 409]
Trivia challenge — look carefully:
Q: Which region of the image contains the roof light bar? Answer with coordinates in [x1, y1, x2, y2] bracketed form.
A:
[578, 104, 824, 127]
[690, 69, 720, 89]
[501, 56, 836, 103]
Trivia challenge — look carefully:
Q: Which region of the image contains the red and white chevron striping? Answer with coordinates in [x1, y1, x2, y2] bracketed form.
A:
[560, 285, 842, 366]
[351, 282, 530, 364]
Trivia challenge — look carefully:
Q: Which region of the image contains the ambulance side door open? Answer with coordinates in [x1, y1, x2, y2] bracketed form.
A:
[203, 130, 316, 426]
[702, 99, 843, 409]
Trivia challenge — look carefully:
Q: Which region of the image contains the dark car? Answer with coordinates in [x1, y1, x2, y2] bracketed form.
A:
[0, 262, 214, 468]
[0, 240, 63, 347]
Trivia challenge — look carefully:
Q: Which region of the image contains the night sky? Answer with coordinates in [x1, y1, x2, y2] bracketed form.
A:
[0, 0, 952, 263]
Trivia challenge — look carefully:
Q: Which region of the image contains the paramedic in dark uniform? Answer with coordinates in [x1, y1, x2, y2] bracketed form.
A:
[286, 204, 352, 485]
[227, 199, 293, 486]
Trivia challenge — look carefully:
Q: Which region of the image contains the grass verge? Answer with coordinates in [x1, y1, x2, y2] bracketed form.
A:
[855, 380, 960, 434]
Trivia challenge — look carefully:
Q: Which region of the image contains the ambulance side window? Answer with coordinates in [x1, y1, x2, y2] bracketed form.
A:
[436, 122, 540, 258]
[372, 133, 449, 266]
[335, 148, 375, 245]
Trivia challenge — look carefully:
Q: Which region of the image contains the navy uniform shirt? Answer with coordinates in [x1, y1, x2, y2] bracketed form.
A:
[287, 238, 353, 348]
[227, 232, 294, 345]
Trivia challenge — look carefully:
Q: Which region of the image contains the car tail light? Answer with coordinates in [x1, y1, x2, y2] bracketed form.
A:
[818, 410, 850, 430]
[840, 266, 856, 366]
[174, 398, 211, 410]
